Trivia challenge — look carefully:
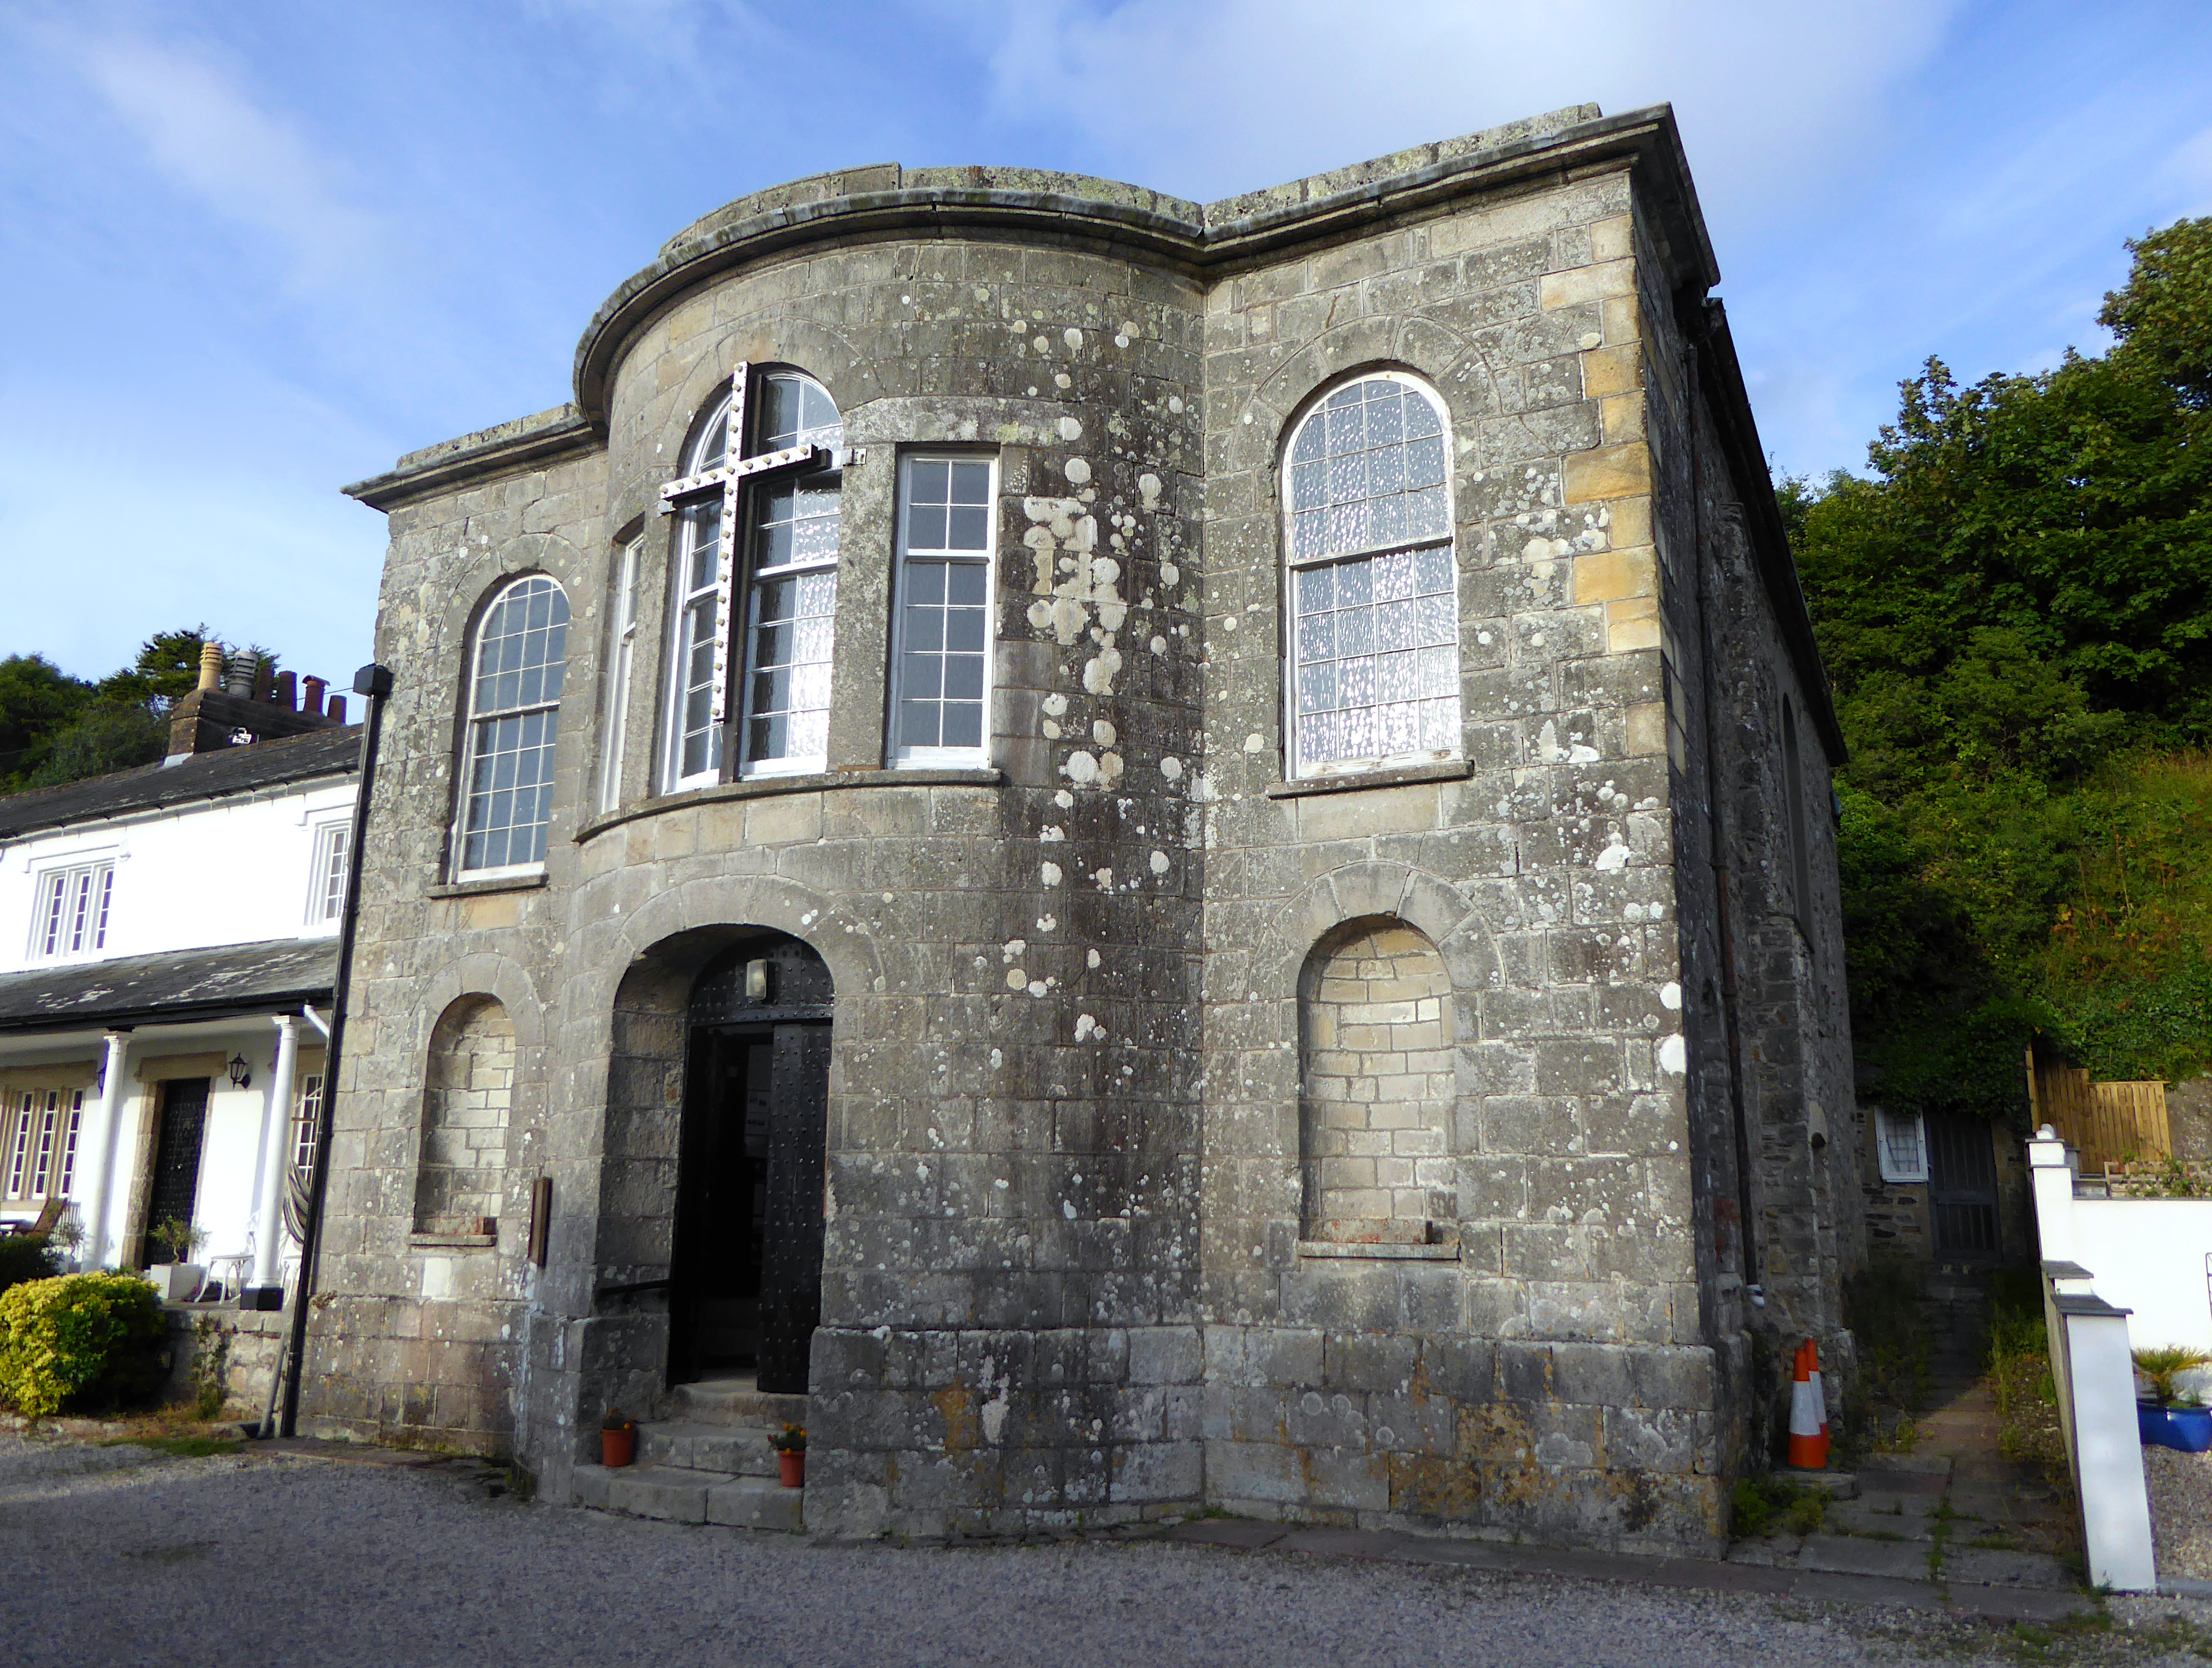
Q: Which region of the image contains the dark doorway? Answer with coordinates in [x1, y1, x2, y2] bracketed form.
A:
[668, 938, 831, 1393]
[1928, 1113, 2001, 1261]
[145, 1077, 210, 1262]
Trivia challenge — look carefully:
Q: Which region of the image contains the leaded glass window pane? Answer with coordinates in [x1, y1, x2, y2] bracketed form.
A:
[461, 575, 568, 872]
[1284, 376, 1459, 776]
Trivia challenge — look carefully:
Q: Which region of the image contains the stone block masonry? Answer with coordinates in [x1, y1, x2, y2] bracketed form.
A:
[312, 102, 1860, 1553]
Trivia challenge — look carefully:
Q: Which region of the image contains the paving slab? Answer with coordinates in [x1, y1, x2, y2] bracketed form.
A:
[1942, 1546, 2077, 1589]
[1825, 1502, 1935, 1540]
[705, 1475, 803, 1531]
[1795, 1533, 1937, 1580]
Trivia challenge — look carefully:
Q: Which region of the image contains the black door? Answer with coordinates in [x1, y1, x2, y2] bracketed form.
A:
[669, 939, 832, 1392]
[145, 1078, 210, 1262]
[1928, 1113, 2001, 1261]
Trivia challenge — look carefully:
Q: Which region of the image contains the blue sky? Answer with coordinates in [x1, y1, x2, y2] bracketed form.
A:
[3, 0, 2208, 688]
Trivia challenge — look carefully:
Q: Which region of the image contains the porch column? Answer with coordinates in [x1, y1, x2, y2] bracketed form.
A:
[79, 1032, 132, 1270]
[246, 1014, 299, 1307]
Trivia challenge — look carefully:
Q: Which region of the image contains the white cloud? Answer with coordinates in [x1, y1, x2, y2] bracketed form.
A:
[955, 0, 1959, 223]
[71, 35, 384, 289]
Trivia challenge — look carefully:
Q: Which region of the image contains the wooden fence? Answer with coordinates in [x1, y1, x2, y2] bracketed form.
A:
[2026, 1053, 2172, 1170]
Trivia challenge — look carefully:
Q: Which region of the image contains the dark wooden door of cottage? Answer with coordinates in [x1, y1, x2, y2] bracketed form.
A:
[1927, 1112, 2001, 1261]
[145, 1077, 210, 1262]
[670, 939, 831, 1393]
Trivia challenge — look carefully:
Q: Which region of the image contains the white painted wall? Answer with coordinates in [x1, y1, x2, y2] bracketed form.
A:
[0, 767, 354, 1282]
[0, 777, 356, 974]
[2071, 1198, 2212, 1354]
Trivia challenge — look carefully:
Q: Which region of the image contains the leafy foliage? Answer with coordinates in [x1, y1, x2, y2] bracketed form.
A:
[1792, 217, 2212, 1113]
[0, 625, 279, 795]
[0, 1272, 165, 1418]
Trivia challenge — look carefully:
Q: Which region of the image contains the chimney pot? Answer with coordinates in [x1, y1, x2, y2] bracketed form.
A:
[197, 642, 223, 692]
[325, 695, 348, 725]
[273, 670, 297, 711]
[224, 650, 256, 696]
[302, 675, 327, 717]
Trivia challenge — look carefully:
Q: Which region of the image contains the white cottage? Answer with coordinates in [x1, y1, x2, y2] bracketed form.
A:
[0, 645, 357, 1309]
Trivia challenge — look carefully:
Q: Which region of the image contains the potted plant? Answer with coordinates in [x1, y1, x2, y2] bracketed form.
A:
[49, 1209, 85, 1272]
[2134, 1345, 2212, 1453]
[145, 1217, 208, 1302]
[770, 1423, 806, 1488]
[601, 1408, 637, 1468]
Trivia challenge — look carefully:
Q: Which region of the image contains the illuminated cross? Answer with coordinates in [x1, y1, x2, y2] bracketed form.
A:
[656, 361, 837, 737]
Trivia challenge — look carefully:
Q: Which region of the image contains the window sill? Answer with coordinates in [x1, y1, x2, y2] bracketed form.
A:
[577, 766, 1004, 844]
[426, 873, 547, 900]
[1265, 758, 1473, 799]
[409, 1231, 497, 1249]
[1296, 1240, 1463, 1261]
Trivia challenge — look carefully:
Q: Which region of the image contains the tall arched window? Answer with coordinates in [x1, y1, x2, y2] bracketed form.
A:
[457, 574, 569, 876]
[662, 369, 843, 790]
[1282, 373, 1459, 779]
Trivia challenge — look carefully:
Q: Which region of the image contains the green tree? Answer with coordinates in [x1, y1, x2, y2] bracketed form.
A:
[0, 656, 94, 790]
[1793, 217, 2212, 1111]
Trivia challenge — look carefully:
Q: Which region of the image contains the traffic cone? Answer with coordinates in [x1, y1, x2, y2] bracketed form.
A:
[1787, 1339, 1828, 1469]
[1808, 1341, 1830, 1465]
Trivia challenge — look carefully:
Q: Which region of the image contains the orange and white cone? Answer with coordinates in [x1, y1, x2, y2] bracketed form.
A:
[1788, 1340, 1830, 1469]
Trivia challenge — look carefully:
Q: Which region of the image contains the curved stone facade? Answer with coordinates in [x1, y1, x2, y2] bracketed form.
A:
[308, 102, 1863, 1552]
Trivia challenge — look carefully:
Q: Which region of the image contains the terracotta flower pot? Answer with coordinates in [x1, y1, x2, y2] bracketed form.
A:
[778, 1450, 805, 1489]
[602, 1425, 636, 1468]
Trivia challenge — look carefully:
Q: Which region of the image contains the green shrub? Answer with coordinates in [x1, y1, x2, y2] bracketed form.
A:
[0, 1272, 165, 1417]
[1731, 1474, 1829, 1539]
[0, 1237, 58, 1297]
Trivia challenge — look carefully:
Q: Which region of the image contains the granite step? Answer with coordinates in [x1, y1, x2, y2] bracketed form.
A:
[638, 1419, 779, 1476]
[572, 1463, 803, 1532]
[659, 1379, 809, 1430]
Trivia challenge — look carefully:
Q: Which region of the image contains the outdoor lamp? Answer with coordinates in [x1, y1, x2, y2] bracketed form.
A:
[228, 1053, 252, 1089]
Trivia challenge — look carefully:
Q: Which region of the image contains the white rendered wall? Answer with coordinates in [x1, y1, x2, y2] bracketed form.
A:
[0, 779, 356, 974]
[2070, 1197, 2212, 1354]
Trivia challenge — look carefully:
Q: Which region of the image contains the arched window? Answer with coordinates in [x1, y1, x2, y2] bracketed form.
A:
[457, 575, 569, 876]
[662, 369, 843, 790]
[1282, 374, 1459, 779]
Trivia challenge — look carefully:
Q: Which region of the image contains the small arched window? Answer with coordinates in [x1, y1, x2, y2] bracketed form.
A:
[457, 574, 569, 875]
[663, 369, 843, 790]
[1282, 373, 1459, 778]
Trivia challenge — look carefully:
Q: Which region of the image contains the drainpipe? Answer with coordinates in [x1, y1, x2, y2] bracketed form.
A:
[243, 1013, 299, 1308]
[278, 662, 392, 1438]
[81, 1030, 131, 1269]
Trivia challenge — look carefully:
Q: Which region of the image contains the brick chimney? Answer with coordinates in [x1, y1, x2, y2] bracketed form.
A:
[165, 639, 355, 760]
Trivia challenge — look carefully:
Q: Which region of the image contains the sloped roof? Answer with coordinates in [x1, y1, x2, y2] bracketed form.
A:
[0, 937, 338, 1033]
[0, 727, 359, 840]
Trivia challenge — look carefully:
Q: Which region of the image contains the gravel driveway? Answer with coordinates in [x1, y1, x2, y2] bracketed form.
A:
[1, 1434, 2206, 1668]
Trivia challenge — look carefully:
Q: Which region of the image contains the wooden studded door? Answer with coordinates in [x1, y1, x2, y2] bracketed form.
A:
[756, 1023, 829, 1394]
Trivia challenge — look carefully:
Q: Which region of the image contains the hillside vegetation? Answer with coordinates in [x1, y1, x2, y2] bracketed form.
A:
[1787, 217, 2212, 1118]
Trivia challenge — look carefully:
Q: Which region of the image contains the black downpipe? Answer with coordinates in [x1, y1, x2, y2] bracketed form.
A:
[1681, 325, 1762, 1294]
[279, 662, 393, 1438]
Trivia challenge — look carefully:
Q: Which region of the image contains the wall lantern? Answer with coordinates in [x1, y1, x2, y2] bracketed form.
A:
[745, 960, 772, 1003]
[227, 1053, 252, 1090]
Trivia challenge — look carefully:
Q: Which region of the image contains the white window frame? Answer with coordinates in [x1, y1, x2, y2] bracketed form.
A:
[600, 538, 642, 812]
[305, 819, 350, 925]
[1876, 1108, 1929, 1184]
[659, 369, 844, 792]
[889, 452, 997, 769]
[454, 573, 570, 879]
[27, 857, 116, 961]
[293, 1073, 324, 1177]
[1280, 370, 1461, 781]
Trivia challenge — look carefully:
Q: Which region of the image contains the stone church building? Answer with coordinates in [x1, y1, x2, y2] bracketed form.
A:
[312, 102, 1860, 1550]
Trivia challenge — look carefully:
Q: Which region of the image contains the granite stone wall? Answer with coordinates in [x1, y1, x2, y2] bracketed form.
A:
[308, 104, 1861, 1548]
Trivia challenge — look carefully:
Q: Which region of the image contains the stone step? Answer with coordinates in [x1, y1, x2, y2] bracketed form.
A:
[659, 1379, 808, 1430]
[572, 1464, 803, 1532]
[639, 1419, 779, 1475]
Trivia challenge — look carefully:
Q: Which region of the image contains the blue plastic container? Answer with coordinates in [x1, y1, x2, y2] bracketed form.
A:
[2139, 1401, 2212, 1453]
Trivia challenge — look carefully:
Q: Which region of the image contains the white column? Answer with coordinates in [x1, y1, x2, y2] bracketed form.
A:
[81, 1032, 130, 1270]
[2029, 1125, 2077, 1262]
[250, 1014, 300, 1295]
